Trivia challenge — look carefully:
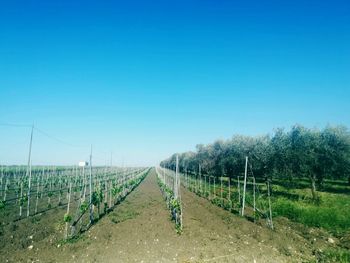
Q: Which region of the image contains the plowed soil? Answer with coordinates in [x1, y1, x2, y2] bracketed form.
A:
[0, 169, 337, 262]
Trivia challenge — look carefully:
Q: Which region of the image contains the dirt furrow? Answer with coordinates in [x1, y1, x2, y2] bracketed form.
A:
[1, 169, 311, 262]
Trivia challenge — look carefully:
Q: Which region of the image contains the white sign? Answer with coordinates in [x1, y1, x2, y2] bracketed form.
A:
[79, 161, 88, 167]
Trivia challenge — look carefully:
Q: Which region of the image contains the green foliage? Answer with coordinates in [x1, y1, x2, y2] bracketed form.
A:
[126, 179, 136, 188]
[175, 222, 182, 234]
[170, 199, 180, 211]
[211, 197, 221, 206]
[181, 162, 350, 234]
[315, 248, 350, 263]
[19, 196, 27, 206]
[157, 176, 182, 232]
[63, 213, 72, 222]
[59, 234, 84, 245]
[112, 186, 122, 196]
[92, 189, 103, 206]
[80, 201, 88, 213]
[272, 193, 350, 234]
[221, 199, 232, 211]
[161, 125, 350, 196]
[0, 201, 5, 210]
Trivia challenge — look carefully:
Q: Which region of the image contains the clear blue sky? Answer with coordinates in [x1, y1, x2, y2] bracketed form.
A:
[0, 0, 349, 166]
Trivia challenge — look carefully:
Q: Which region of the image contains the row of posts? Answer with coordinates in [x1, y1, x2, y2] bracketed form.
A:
[180, 156, 273, 229]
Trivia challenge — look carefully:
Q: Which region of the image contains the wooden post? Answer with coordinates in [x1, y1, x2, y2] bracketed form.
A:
[241, 156, 248, 216]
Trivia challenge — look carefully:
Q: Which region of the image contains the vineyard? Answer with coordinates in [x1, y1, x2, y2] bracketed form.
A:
[0, 165, 149, 238]
[156, 156, 183, 233]
[0, 163, 349, 262]
[0, 166, 148, 222]
[2, 0, 350, 261]
[0, 127, 349, 262]
[159, 162, 274, 230]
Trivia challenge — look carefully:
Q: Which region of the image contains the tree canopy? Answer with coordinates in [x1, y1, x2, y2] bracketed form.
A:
[160, 125, 350, 191]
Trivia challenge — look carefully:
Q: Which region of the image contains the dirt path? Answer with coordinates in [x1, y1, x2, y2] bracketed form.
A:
[2, 169, 314, 262]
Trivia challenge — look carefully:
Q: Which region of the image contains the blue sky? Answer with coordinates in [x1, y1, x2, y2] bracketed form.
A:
[0, 0, 349, 166]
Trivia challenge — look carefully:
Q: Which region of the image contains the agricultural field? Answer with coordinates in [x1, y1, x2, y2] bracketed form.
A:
[2, 0, 350, 261]
[0, 165, 349, 262]
[1, 117, 350, 262]
[159, 125, 350, 262]
[0, 165, 150, 261]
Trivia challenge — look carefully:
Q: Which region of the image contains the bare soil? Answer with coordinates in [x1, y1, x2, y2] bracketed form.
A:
[0, 169, 339, 262]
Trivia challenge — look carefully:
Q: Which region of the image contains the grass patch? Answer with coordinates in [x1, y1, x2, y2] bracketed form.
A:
[313, 248, 350, 263]
[272, 193, 350, 235]
[110, 208, 140, 224]
[31, 216, 41, 224]
[59, 234, 85, 245]
[188, 176, 350, 235]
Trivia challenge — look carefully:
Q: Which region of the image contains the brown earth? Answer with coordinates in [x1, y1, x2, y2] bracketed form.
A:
[0, 168, 338, 262]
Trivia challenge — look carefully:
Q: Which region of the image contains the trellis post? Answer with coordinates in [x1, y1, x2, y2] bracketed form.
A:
[241, 156, 248, 216]
[89, 145, 94, 224]
[26, 124, 34, 217]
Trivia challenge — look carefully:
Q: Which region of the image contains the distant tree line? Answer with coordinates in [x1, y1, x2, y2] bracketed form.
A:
[160, 125, 350, 199]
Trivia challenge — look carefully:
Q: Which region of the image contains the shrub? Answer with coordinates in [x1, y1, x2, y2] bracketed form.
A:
[64, 213, 72, 222]
[80, 201, 88, 213]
